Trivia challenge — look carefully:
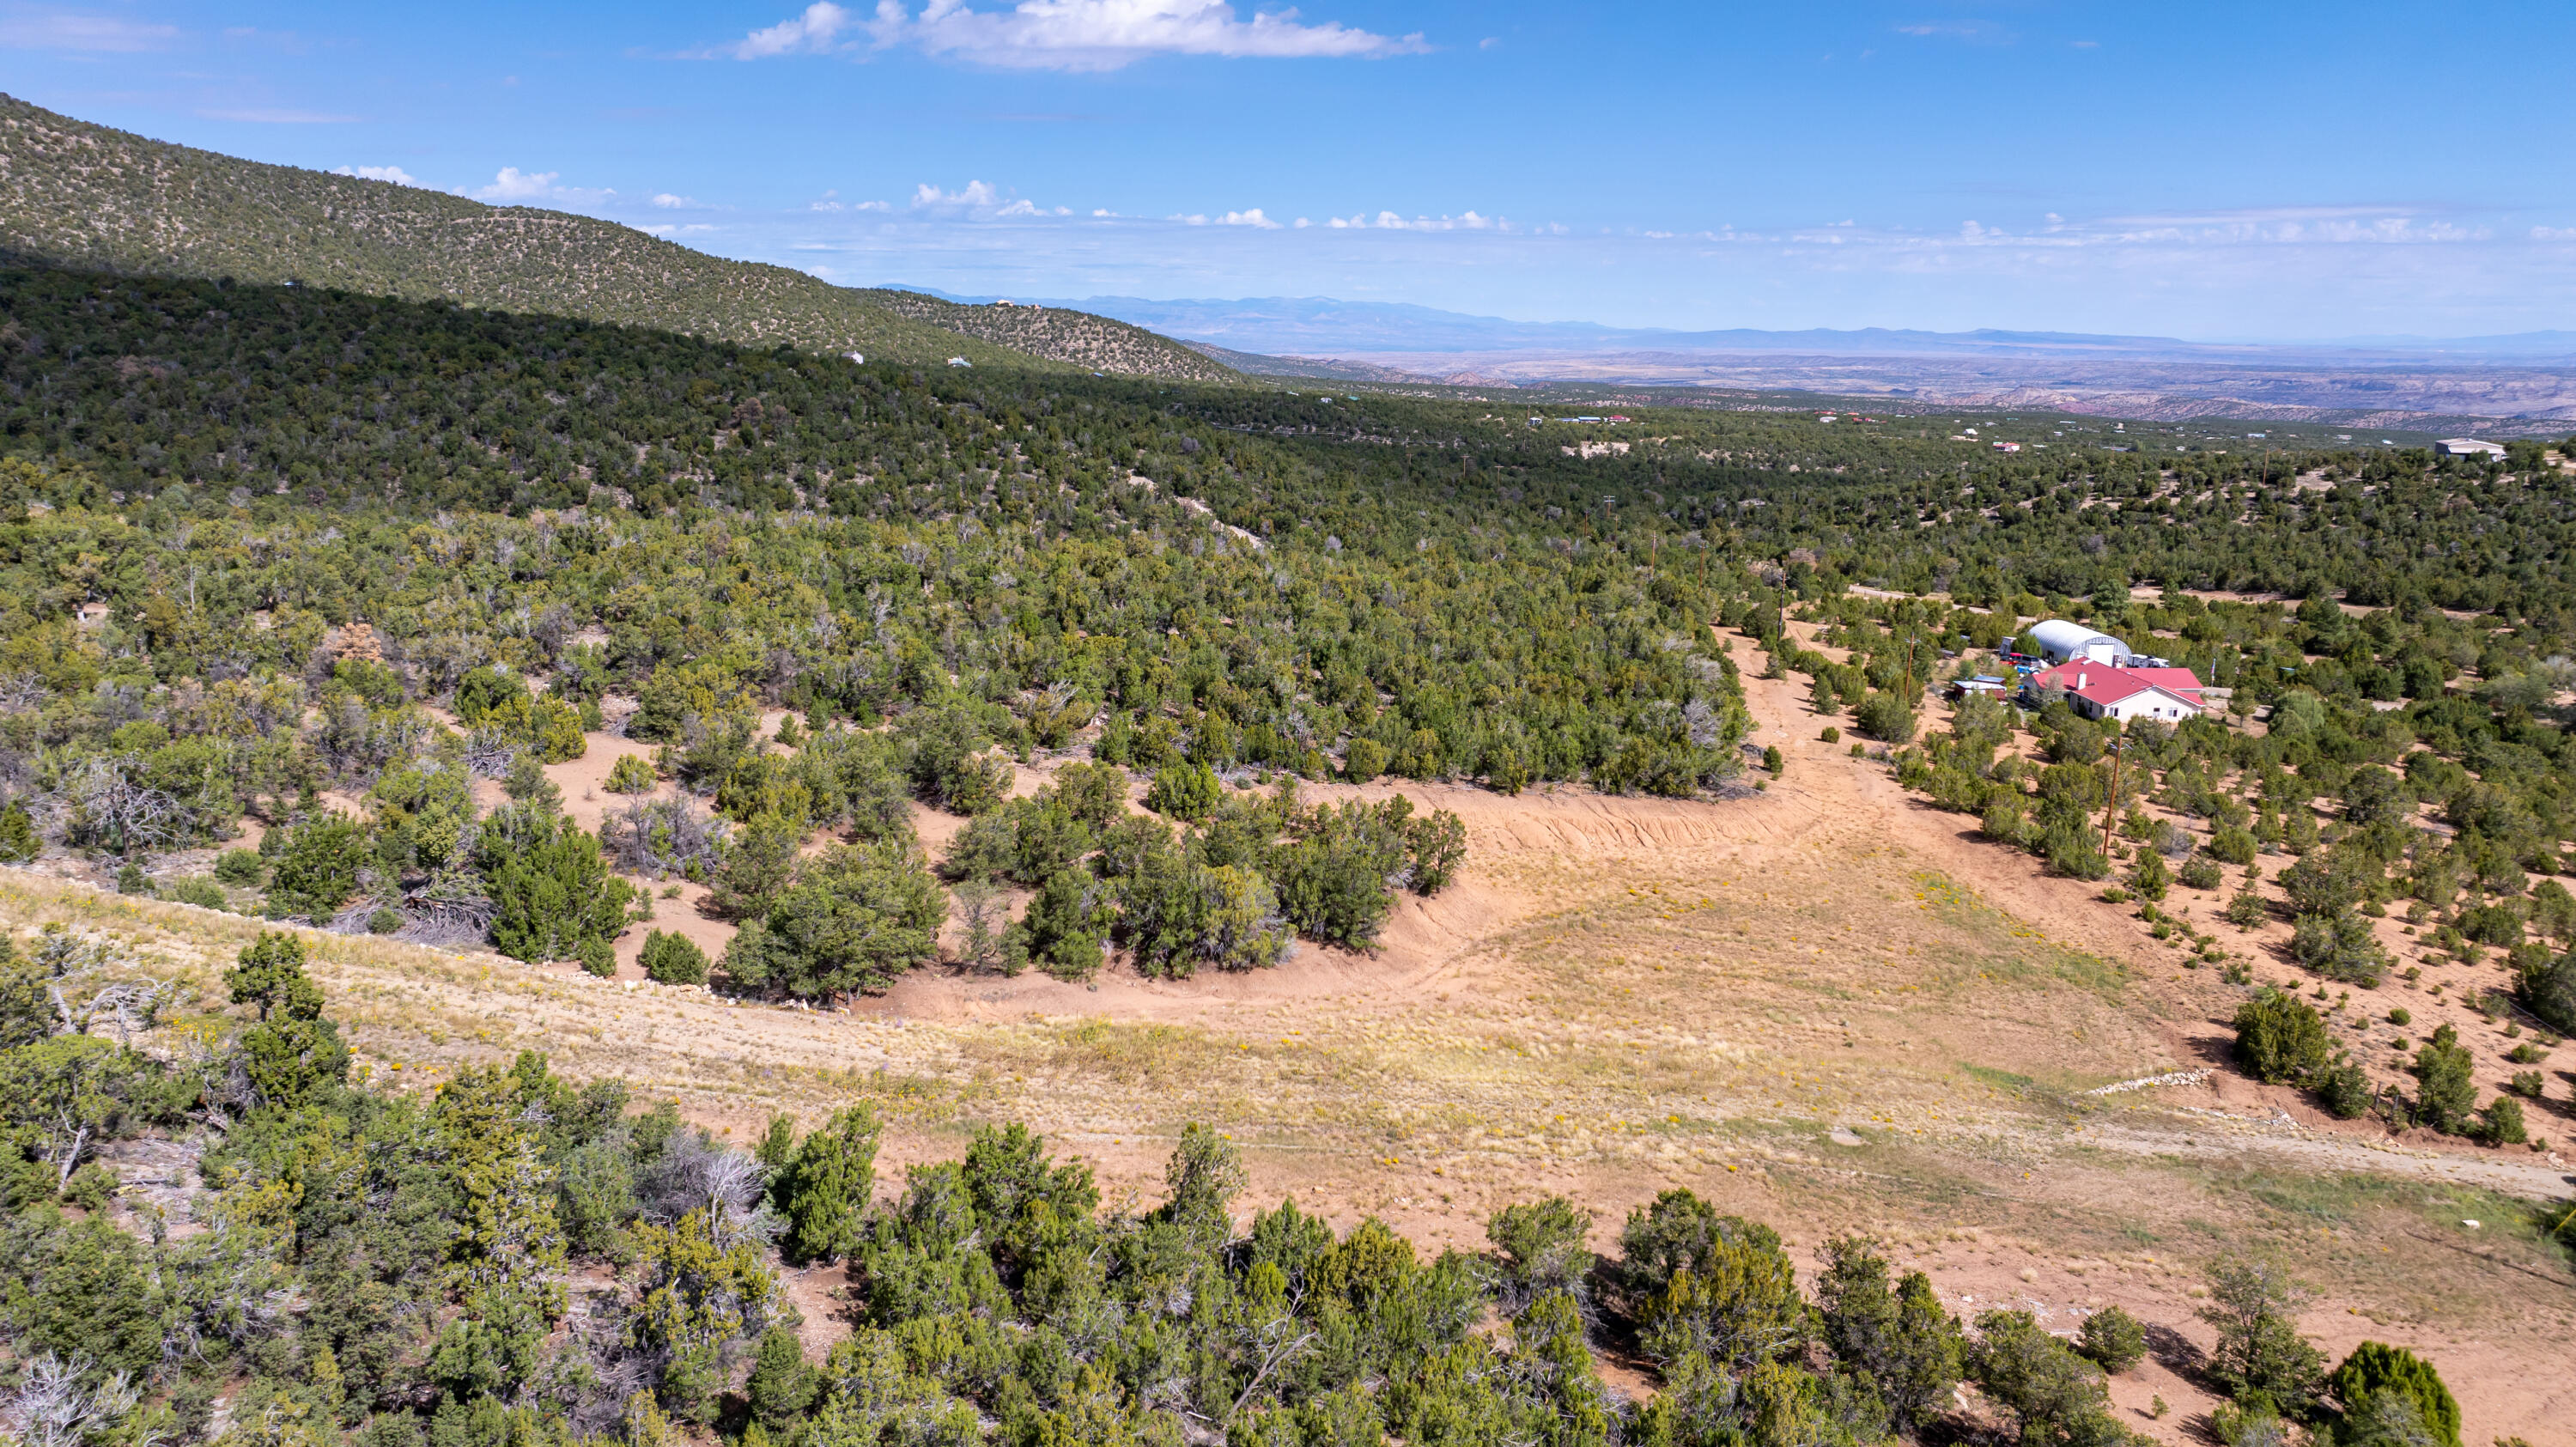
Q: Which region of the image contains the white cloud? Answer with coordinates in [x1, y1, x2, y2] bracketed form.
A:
[1894, 20, 2011, 42]
[726, 1, 854, 58]
[477, 167, 560, 201]
[809, 0, 1429, 72]
[995, 198, 1042, 216]
[914, 179, 1001, 208]
[1318, 209, 1498, 232]
[0, 10, 176, 51]
[1215, 207, 1279, 228]
[652, 192, 700, 209]
[331, 164, 419, 185]
[471, 167, 616, 206]
[2535, 226, 2576, 241]
[198, 106, 361, 123]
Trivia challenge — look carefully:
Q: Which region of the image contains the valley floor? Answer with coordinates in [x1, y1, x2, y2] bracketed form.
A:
[15, 629, 2573, 1441]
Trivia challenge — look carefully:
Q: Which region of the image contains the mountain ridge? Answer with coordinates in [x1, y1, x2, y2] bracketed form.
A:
[0, 94, 1231, 381]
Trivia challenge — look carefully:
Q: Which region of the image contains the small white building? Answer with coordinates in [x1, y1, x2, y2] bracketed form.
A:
[2024, 619, 2131, 666]
[2434, 438, 2506, 459]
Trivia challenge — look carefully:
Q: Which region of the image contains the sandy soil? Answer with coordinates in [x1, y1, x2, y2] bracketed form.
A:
[11, 629, 2573, 1442]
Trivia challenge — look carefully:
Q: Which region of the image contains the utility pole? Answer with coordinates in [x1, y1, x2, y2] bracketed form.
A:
[2100, 741, 2124, 860]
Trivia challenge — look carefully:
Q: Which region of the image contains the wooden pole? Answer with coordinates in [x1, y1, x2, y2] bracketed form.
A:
[2101, 743, 2123, 860]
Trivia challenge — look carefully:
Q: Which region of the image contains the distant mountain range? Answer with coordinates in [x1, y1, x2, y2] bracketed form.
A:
[874, 289, 2576, 427]
[878, 289, 2576, 366]
[0, 94, 1233, 381]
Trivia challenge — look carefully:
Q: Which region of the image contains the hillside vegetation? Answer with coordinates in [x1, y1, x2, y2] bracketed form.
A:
[0, 162, 2566, 1442]
[0, 94, 1226, 379]
[864, 289, 1236, 382]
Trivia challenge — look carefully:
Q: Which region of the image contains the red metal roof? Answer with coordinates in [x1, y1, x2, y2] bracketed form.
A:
[2031, 662, 2204, 709]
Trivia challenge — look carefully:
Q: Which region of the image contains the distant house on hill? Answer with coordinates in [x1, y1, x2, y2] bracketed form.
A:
[2434, 438, 2506, 459]
[2030, 661, 2206, 723]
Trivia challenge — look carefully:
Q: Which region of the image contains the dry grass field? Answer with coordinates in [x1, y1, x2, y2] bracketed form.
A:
[14, 628, 2573, 1441]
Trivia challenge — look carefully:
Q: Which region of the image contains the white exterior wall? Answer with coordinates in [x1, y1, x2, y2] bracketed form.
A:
[2097, 690, 2198, 723]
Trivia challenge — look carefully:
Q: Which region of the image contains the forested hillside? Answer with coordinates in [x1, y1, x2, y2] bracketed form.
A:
[861, 291, 1236, 383]
[0, 250, 2544, 1446]
[0, 94, 1225, 380]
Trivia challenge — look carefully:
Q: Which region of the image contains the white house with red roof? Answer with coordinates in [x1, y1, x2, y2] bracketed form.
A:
[2029, 661, 2206, 723]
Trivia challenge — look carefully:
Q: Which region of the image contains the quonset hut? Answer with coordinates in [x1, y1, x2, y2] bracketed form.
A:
[2023, 619, 2131, 666]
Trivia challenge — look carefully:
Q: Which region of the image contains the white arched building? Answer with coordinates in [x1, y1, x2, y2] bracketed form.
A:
[2023, 619, 2130, 666]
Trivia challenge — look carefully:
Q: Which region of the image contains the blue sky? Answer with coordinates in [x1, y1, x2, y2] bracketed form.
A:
[5, 0, 2573, 338]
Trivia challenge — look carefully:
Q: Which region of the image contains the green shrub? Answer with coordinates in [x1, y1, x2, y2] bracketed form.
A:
[213, 848, 265, 885]
[0, 801, 37, 862]
[2505, 1070, 2543, 1099]
[721, 842, 945, 1000]
[2386, 1006, 2410, 1025]
[1006, 868, 1115, 981]
[640, 929, 711, 985]
[2319, 1057, 2375, 1118]
[2178, 856, 2224, 891]
[2234, 990, 2331, 1085]
[1853, 692, 1917, 745]
[2075, 1304, 2146, 1374]
[2040, 824, 2110, 881]
[2522, 949, 2576, 1033]
[902, 704, 1011, 815]
[2474, 1095, 2527, 1146]
[605, 754, 657, 794]
[1144, 762, 1222, 822]
[60, 1158, 116, 1210]
[267, 812, 372, 920]
[2208, 825, 2258, 865]
[163, 875, 227, 909]
[2410, 1024, 2477, 1134]
[1271, 800, 1413, 950]
[2129, 850, 2169, 901]
[1820, 726, 1840, 744]
[1979, 799, 2029, 846]
[774, 1105, 879, 1263]
[2326, 1341, 2461, 1447]
[481, 808, 635, 964]
[2292, 910, 2389, 987]
[1341, 737, 1388, 783]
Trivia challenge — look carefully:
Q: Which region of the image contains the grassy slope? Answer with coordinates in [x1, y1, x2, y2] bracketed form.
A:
[0, 93, 1230, 380]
